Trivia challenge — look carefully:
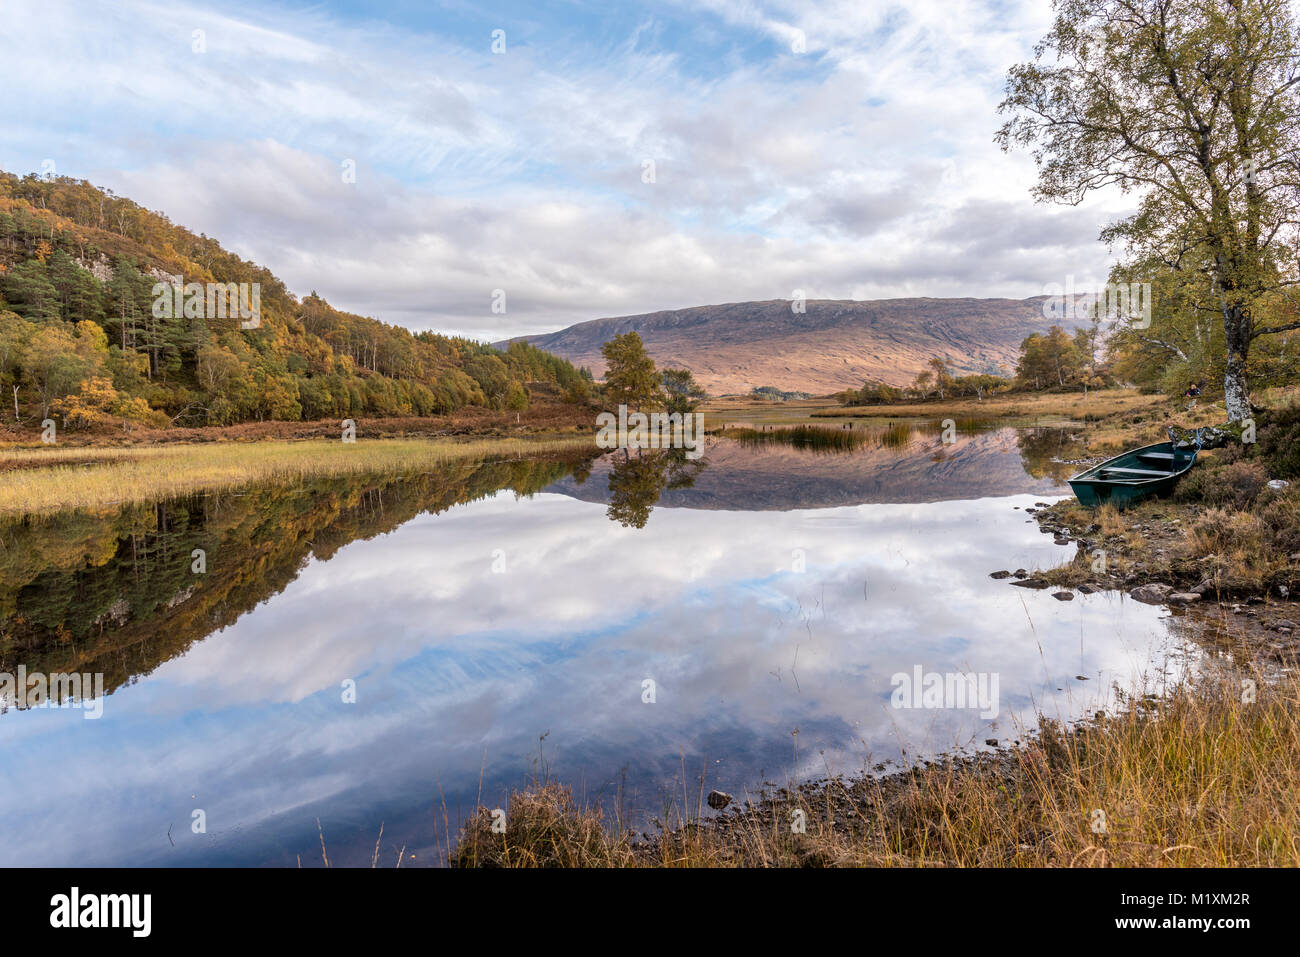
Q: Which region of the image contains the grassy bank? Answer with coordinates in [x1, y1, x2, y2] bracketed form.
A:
[704, 388, 1207, 452]
[452, 665, 1300, 867]
[809, 386, 1168, 425]
[710, 385, 1300, 457]
[1028, 489, 1300, 600]
[0, 435, 596, 516]
[1021, 401, 1300, 605]
[0, 398, 596, 449]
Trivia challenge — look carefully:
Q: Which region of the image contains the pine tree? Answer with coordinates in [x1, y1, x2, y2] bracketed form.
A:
[3, 260, 60, 321]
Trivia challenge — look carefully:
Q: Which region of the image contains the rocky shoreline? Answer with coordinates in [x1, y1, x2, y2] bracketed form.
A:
[994, 496, 1300, 664]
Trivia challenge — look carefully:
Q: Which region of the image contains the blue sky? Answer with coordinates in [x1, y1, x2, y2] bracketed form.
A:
[0, 0, 1124, 339]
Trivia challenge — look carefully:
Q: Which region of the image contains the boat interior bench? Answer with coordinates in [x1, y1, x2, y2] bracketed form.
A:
[1099, 466, 1171, 478]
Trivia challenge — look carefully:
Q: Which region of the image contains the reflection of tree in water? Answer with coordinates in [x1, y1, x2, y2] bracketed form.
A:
[606, 448, 707, 528]
[570, 456, 594, 487]
[1017, 428, 1089, 481]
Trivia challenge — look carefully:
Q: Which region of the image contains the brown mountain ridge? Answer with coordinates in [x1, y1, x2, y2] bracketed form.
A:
[497, 296, 1089, 395]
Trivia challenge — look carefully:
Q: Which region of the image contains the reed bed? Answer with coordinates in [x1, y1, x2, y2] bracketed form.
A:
[0, 435, 595, 516]
[717, 424, 871, 452]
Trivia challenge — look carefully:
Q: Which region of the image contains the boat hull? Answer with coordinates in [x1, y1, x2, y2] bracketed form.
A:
[1067, 474, 1183, 508]
[1066, 441, 1197, 509]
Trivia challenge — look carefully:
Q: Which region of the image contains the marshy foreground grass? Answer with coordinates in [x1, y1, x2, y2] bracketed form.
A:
[452, 666, 1300, 867]
[0, 435, 595, 516]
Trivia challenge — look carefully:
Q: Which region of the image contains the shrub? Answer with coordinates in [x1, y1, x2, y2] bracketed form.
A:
[1186, 507, 1267, 558]
[1255, 405, 1300, 479]
[1257, 488, 1300, 558]
[1215, 441, 1247, 464]
[1176, 460, 1270, 508]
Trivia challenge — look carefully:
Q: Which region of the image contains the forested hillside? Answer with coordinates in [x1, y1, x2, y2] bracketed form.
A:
[0, 172, 591, 431]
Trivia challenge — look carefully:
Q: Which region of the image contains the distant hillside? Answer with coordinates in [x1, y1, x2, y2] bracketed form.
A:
[0, 171, 589, 430]
[498, 297, 1091, 395]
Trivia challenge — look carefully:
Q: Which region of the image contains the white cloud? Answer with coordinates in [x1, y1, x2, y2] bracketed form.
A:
[0, 0, 1130, 339]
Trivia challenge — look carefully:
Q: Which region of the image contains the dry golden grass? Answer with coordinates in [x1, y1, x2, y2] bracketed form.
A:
[808, 387, 1165, 423]
[453, 667, 1300, 867]
[1187, 508, 1269, 559]
[452, 784, 635, 868]
[0, 435, 595, 516]
[1094, 503, 1128, 536]
[1183, 508, 1283, 589]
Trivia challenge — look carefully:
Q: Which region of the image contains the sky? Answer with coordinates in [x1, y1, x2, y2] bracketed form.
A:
[0, 0, 1129, 341]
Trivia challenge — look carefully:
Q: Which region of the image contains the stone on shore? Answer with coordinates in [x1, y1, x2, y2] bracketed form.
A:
[1130, 583, 1174, 604]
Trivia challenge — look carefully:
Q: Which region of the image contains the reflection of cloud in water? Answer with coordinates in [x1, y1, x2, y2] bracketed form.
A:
[0, 490, 1197, 866]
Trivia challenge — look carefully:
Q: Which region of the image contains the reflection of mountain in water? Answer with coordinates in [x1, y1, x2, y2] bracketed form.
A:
[549, 428, 1067, 510]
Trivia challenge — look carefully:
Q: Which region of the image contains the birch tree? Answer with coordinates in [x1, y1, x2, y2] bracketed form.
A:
[998, 0, 1300, 419]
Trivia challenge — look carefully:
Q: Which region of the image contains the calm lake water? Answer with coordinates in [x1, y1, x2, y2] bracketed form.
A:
[0, 427, 1199, 866]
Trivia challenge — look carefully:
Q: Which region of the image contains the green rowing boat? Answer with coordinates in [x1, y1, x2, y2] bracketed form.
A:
[1067, 437, 1199, 508]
